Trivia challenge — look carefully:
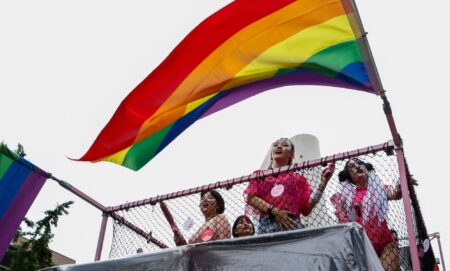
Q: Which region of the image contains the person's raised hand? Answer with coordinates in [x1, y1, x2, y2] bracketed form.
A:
[320, 162, 335, 185]
[408, 175, 418, 186]
[314, 163, 336, 195]
[173, 230, 187, 246]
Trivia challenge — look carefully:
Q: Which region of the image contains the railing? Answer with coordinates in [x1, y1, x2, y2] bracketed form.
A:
[95, 141, 436, 270]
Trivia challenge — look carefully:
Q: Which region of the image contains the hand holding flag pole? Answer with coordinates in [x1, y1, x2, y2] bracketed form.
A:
[160, 201, 187, 246]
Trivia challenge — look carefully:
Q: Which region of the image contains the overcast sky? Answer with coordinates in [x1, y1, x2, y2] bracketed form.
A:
[1, 0, 449, 265]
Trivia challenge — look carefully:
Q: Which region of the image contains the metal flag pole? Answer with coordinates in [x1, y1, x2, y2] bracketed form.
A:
[345, 0, 423, 268]
[380, 94, 421, 271]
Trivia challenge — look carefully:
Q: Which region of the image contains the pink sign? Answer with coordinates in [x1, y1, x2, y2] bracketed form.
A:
[271, 184, 284, 197]
[200, 228, 214, 242]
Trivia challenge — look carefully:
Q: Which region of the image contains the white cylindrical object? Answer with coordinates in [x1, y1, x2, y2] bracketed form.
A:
[259, 134, 321, 169]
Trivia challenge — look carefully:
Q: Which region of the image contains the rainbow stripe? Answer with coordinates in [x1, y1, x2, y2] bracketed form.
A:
[79, 0, 383, 170]
[0, 144, 48, 259]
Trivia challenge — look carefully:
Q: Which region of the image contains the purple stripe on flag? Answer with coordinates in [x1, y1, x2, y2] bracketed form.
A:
[0, 172, 46, 259]
[200, 71, 373, 119]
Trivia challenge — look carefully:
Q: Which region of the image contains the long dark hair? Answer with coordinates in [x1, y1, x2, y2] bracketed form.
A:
[200, 190, 225, 214]
[338, 158, 374, 184]
[232, 215, 255, 237]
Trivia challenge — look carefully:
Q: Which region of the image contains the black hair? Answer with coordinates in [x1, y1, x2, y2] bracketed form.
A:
[232, 215, 255, 238]
[200, 190, 225, 214]
[338, 158, 374, 184]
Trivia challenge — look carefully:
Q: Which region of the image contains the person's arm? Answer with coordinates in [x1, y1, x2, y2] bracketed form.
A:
[330, 193, 350, 223]
[173, 230, 187, 246]
[247, 194, 272, 214]
[386, 184, 402, 200]
[303, 163, 335, 216]
[247, 195, 297, 230]
[161, 202, 188, 246]
[387, 176, 418, 200]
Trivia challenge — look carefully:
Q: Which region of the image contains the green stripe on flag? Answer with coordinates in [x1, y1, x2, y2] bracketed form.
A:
[299, 40, 363, 77]
[0, 154, 14, 181]
[123, 124, 174, 170]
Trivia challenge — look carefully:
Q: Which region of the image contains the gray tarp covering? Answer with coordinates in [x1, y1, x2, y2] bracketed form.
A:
[51, 223, 384, 271]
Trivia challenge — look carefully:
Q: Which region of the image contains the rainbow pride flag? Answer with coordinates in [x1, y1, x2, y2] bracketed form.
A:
[79, 0, 383, 170]
[0, 144, 48, 259]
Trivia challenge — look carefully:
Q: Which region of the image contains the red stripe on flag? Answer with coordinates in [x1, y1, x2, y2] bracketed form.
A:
[80, 0, 295, 161]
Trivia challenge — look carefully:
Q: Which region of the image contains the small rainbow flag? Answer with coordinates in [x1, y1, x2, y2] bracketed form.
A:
[79, 0, 383, 170]
[0, 144, 48, 259]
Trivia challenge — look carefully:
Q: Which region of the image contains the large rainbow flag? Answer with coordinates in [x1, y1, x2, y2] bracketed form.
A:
[0, 144, 48, 259]
[79, 0, 383, 170]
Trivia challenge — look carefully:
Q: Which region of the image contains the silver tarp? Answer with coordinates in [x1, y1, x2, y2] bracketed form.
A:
[49, 223, 384, 271]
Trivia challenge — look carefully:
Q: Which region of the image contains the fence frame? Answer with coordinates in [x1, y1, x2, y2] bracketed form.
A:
[109, 141, 394, 212]
[95, 140, 427, 268]
[430, 232, 447, 271]
[54, 139, 431, 270]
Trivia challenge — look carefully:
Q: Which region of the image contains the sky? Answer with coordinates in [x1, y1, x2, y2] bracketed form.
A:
[1, 0, 449, 266]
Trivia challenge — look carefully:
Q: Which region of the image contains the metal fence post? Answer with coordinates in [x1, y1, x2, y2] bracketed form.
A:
[94, 212, 109, 261]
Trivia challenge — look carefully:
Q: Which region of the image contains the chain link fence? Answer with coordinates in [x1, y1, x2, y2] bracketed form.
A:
[106, 142, 430, 270]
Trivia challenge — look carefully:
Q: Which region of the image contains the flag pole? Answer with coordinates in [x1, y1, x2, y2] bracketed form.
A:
[380, 94, 421, 271]
[345, 0, 423, 268]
